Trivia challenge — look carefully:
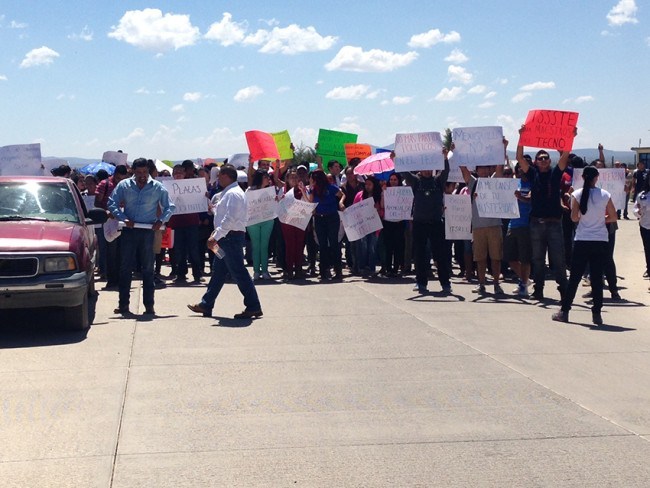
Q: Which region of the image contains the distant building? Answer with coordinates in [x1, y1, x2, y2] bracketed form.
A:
[631, 146, 650, 166]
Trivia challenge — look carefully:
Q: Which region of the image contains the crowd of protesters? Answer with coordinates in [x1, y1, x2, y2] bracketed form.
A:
[53, 128, 650, 325]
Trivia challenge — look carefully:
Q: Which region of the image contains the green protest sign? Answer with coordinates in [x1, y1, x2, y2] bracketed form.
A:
[270, 130, 294, 160]
[316, 129, 358, 168]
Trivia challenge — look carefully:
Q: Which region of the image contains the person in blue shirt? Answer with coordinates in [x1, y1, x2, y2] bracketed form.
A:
[108, 158, 175, 316]
[503, 163, 532, 297]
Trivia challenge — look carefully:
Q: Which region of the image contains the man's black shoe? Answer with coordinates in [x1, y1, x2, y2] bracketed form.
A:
[233, 310, 263, 319]
[114, 307, 130, 315]
[187, 303, 212, 317]
[144, 308, 156, 315]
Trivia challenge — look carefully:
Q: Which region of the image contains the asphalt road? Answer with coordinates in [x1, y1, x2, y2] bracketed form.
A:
[2, 217, 649, 487]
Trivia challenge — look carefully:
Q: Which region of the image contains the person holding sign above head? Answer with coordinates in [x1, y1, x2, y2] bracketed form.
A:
[552, 166, 617, 325]
[516, 125, 574, 302]
[188, 164, 263, 320]
[459, 139, 507, 297]
[299, 169, 345, 281]
[401, 146, 452, 295]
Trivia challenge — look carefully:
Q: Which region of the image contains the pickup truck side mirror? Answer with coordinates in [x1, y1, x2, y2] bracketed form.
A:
[86, 208, 108, 226]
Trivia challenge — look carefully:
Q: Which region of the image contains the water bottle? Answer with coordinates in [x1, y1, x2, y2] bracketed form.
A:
[214, 246, 226, 259]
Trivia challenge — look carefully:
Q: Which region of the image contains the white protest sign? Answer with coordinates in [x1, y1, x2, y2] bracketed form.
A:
[102, 151, 128, 166]
[278, 190, 317, 230]
[383, 186, 413, 221]
[451, 126, 504, 169]
[163, 177, 208, 215]
[0, 143, 42, 176]
[572, 168, 626, 210]
[340, 197, 383, 242]
[475, 178, 520, 218]
[228, 153, 250, 169]
[103, 218, 121, 242]
[245, 186, 278, 225]
[447, 164, 464, 183]
[444, 193, 472, 240]
[82, 195, 96, 209]
[393, 132, 444, 172]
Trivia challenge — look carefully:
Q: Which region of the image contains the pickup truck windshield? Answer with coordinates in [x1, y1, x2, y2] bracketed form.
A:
[0, 182, 80, 223]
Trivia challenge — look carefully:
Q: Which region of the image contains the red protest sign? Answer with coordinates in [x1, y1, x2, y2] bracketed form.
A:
[344, 143, 372, 162]
[520, 110, 579, 151]
[245, 130, 280, 161]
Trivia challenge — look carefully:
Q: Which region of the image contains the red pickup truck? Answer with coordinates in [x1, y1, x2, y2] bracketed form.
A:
[0, 176, 107, 329]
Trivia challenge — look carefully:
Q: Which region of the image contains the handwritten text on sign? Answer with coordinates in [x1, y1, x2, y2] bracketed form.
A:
[317, 129, 358, 166]
[394, 132, 444, 172]
[572, 168, 626, 210]
[102, 151, 128, 166]
[475, 178, 520, 218]
[163, 178, 208, 215]
[451, 126, 503, 168]
[344, 143, 372, 162]
[444, 194, 472, 240]
[383, 186, 414, 221]
[0, 143, 42, 176]
[245, 186, 278, 226]
[277, 191, 317, 230]
[520, 110, 579, 151]
[340, 198, 383, 242]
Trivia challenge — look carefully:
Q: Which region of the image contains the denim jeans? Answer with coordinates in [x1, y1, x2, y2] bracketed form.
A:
[530, 219, 567, 295]
[173, 225, 202, 280]
[355, 232, 378, 274]
[562, 240, 608, 313]
[200, 232, 261, 313]
[119, 228, 155, 310]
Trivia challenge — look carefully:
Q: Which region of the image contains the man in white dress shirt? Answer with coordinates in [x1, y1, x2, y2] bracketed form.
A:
[187, 164, 262, 319]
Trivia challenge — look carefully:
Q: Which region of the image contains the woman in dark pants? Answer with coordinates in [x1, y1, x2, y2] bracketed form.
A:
[553, 166, 618, 326]
[299, 169, 345, 281]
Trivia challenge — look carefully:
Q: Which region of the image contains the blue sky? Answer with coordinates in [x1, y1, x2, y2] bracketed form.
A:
[1, 1, 648, 161]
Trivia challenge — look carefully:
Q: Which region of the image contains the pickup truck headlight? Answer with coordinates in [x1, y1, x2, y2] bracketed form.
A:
[43, 256, 77, 272]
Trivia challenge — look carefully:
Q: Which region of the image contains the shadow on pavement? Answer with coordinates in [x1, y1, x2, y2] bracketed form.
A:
[0, 308, 88, 349]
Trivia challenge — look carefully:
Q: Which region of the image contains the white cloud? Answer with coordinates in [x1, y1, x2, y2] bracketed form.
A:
[135, 87, 150, 95]
[121, 128, 146, 144]
[335, 121, 363, 134]
[478, 101, 495, 109]
[176, 115, 188, 123]
[205, 12, 248, 46]
[408, 29, 461, 48]
[325, 46, 418, 72]
[0, 75, 7, 81]
[391, 96, 413, 105]
[276, 86, 290, 93]
[433, 86, 463, 102]
[448, 65, 473, 85]
[484, 91, 497, 99]
[606, 0, 638, 26]
[156, 89, 166, 94]
[445, 49, 468, 63]
[520, 81, 556, 91]
[56, 93, 75, 100]
[291, 127, 318, 147]
[234, 85, 264, 102]
[243, 24, 337, 55]
[511, 92, 532, 103]
[183, 92, 202, 102]
[646, 36, 650, 46]
[222, 65, 244, 72]
[10, 20, 27, 29]
[68, 26, 93, 41]
[193, 127, 243, 147]
[496, 78, 509, 85]
[325, 84, 370, 100]
[108, 9, 200, 52]
[365, 88, 385, 99]
[468, 85, 487, 94]
[171, 104, 184, 112]
[259, 18, 280, 27]
[20, 46, 60, 68]
[206, 13, 336, 54]
[563, 95, 595, 104]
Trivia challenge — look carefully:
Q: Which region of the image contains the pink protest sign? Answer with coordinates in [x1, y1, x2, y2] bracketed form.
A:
[520, 110, 579, 151]
[245, 130, 280, 161]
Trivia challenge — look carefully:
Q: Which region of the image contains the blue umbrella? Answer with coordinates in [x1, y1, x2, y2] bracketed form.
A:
[80, 161, 116, 175]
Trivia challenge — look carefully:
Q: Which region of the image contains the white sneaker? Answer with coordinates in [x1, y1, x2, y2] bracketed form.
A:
[261, 272, 272, 280]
